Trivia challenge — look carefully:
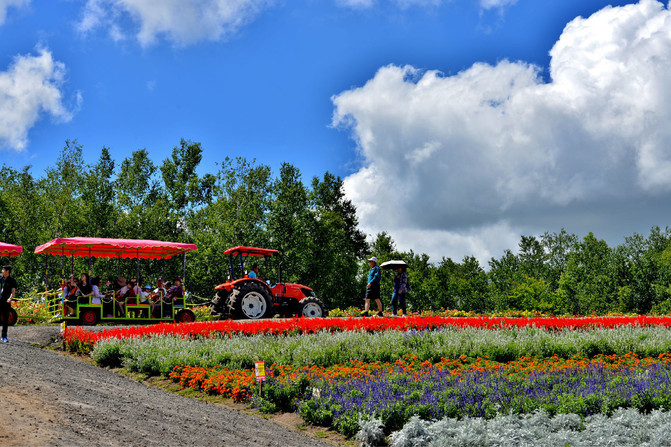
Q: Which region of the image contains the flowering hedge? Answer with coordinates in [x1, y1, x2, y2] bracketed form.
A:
[12, 299, 52, 324]
[301, 355, 671, 435]
[169, 352, 671, 436]
[63, 315, 671, 354]
[61, 316, 671, 441]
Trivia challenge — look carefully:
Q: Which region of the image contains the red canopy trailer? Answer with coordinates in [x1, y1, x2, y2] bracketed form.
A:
[35, 237, 197, 325]
[0, 242, 22, 326]
[0, 242, 23, 264]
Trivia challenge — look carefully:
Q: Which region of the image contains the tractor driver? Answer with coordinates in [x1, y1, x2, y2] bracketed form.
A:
[248, 264, 259, 279]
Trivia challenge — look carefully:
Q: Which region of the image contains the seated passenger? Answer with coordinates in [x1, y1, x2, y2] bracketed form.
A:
[139, 284, 151, 304]
[156, 277, 183, 317]
[165, 277, 183, 302]
[90, 276, 105, 305]
[77, 273, 93, 304]
[153, 279, 167, 296]
[63, 276, 79, 316]
[150, 280, 167, 318]
[115, 277, 130, 316]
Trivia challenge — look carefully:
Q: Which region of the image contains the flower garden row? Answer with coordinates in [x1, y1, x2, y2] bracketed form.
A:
[63, 317, 671, 440]
[63, 315, 671, 354]
[169, 352, 671, 436]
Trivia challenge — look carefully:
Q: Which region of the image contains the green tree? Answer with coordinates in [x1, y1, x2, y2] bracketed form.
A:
[81, 147, 119, 237]
[267, 163, 311, 284]
[305, 172, 368, 309]
[160, 139, 215, 216]
[556, 233, 618, 314]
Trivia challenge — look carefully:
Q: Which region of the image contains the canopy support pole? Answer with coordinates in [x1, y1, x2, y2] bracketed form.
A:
[45, 255, 49, 291]
[88, 247, 92, 276]
[182, 253, 186, 283]
[61, 247, 65, 280]
[136, 248, 140, 283]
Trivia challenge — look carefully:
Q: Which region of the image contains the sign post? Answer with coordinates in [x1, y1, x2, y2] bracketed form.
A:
[255, 361, 266, 396]
[61, 321, 66, 349]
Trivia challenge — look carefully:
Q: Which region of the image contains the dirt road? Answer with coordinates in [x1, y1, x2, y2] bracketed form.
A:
[0, 327, 334, 447]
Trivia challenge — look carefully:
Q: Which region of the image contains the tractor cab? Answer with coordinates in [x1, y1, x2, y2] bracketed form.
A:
[211, 246, 327, 320]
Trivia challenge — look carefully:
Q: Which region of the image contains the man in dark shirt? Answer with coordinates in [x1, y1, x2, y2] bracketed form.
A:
[0, 265, 17, 343]
[362, 257, 383, 317]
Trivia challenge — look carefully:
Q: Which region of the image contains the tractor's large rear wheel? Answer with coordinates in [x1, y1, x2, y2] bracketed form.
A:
[299, 297, 328, 318]
[228, 282, 273, 320]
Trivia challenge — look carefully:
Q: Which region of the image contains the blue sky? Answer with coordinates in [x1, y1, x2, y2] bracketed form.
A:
[1, 0, 670, 264]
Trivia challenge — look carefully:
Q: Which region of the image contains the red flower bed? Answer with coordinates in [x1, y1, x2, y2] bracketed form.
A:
[63, 315, 671, 354]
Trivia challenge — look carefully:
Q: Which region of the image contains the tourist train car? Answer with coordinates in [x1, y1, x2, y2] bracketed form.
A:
[35, 237, 197, 326]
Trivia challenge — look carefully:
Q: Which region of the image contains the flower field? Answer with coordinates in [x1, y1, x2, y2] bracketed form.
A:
[64, 316, 671, 443]
[12, 298, 52, 324]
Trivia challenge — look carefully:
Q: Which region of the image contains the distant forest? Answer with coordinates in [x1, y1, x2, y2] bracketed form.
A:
[2, 139, 671, 315]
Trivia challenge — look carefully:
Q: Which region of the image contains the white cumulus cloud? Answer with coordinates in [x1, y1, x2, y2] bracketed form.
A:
[0, 0, 30, 25]
[333, 0, 671, 264]
[78, 0, 275, 47]
[0, 48, 78, 151]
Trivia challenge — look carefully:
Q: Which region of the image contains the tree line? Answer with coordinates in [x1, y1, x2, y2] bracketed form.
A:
[1, 139, 671, 315]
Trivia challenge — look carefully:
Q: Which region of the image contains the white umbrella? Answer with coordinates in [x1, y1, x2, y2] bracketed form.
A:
[380, 260, 408, 270]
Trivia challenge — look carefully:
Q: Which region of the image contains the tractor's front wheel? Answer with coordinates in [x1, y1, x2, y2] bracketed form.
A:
[299, 297, 328, 318]
[228, 282, 273, 320]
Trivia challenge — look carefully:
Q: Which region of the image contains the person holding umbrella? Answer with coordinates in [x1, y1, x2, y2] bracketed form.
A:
[391, 266, 409, 317]
[362, 257, 383, 317]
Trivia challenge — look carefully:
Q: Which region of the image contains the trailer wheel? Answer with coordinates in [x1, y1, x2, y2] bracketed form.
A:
[175, 309, 196, 323]
[299, 297, 328, 318]
[228, 281, 273, 320]
[80, 309, 98, 326]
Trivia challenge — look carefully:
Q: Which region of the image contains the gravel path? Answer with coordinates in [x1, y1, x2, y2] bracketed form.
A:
[0, 326, 334, 447]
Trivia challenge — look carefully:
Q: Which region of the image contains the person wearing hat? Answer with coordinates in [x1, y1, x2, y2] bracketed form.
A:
[115, 277, 129, 317]
[362, 257, 383, 317]
[159, 277, 183, 318]
[138, 284, 152, 304]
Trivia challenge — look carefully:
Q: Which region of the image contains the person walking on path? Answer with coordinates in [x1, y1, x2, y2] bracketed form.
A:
[391, 266, 408, 317]
[0, 265, 17, 343]
[362, 257, 383, 317]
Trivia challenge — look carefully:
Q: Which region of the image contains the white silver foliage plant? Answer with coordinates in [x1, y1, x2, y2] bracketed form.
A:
[388, 415, 430, 447]
[355, 417, 385, 447]
[384, 409, 671, 447]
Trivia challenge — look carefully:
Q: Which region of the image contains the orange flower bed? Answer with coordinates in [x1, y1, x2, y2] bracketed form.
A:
[168, 351, 671, 402]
